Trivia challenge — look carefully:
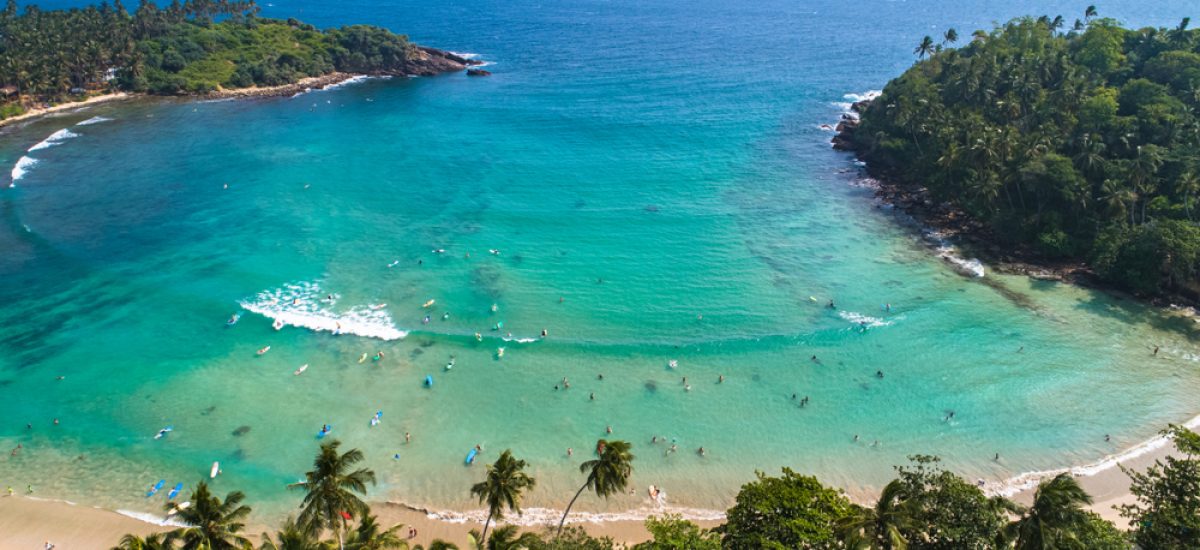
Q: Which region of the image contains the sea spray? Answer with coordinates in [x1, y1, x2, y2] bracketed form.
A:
[10, 156, 37, 185]
[240, 280, 408, 340]
[27, 128, 80, 152]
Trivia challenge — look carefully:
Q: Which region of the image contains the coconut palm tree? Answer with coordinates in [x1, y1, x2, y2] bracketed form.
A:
[290, 440, 378, 550]
[344, 515, 407, 550]
[165, 480, 253, 550]
[942, 28, 958, 45]
[1084, 5, 1097, 22]
[837, 479, 911, 549]
[475, 525, 541, 550]
[259, 516, 326, 550]
[470, 450, 536, 546]
[914, 36, 936, 59]
[556, 439, 634, 537]
[111, 533, 171, 550]
[1002, 473, 1093, 549]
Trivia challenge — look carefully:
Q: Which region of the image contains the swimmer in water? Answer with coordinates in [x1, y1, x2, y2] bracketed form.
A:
[541, 329, 548, 338]
[606, 425, 613, 434]
[876, 370, 884, 378]
[697, 447, 705, 456]
[1154, 346, 1160, 356]
[405, 432, 411, 443]
[567, 447, 573, 456]
[827, 300, 836, 309]
[442, 312, 450, 320]
[590, 392, 595, 401]
[718, 374, 724, 383]
[475, 332, 482, 341]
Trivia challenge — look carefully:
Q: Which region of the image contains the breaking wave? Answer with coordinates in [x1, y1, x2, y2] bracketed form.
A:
[28, 128, 80, 152]
[239, 280, 408, 340]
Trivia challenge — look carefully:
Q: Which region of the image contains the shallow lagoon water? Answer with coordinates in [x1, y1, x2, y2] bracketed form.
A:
[2, 0, 1199, 522]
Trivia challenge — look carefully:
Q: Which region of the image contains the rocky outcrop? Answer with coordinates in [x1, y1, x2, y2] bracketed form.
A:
[403, 46, 483, 76]
[466, 68, 492, 77]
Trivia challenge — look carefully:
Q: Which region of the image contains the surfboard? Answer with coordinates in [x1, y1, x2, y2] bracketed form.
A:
[154, 426, 173, 440]
[425, 375, 433, 387]
[317, 426, 332, 439]
[147, 479, 165, 497]
[167, 482, 183, 500]
[294, 364, 308, 375]
[465, 448, 478, 465]
[210, 462, 220, 478]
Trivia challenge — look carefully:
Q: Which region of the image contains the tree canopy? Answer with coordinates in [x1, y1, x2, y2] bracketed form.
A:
[0, 0, 420, 110]
[852, 13, 1200, 298]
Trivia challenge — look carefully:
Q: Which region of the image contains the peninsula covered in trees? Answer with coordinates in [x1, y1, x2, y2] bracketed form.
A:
[0, 0, 474, 118]
[841, 9, 1200, 300]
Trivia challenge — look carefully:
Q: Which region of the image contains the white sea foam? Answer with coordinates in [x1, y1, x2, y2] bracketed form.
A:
[925, 230, 985, 277]
[983, 413, 1200, 498]
[501, 336, 539, 343]
[240, 280, 408, 340]
[405, 503, 726, 526]
[319, 75, 370, 91]
[449, 51, 481, 59]
[838, 311, 894, 328]
[27, 128, 80, 152]
[10, 155, 37, 185]
[116, 509, 188, 527]
[76, 116, 112, 126]
[843, 90, 882, 103]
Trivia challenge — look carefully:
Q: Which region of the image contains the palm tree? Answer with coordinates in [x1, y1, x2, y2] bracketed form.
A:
[556, 439, 634, 537]
[1002, 473, 1093, 549]
[914, 36, 936, 59]
[470, 450, 536, 546]
[837, 479, 911, 549]
[290, 440, 378, 550]
[942, 28, 958, 46]
[414, 541, 458, 550]
[166, 480, 253, 550]
[1084, 5, 1097, 22]
[344, 515, 407, 550]
[111, 533, 171, 550]
[260, 516, 326, 550]
[475, 525, 541, 550]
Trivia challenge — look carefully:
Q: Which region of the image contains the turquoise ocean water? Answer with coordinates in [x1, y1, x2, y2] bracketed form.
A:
[2, 0, 1199, 524]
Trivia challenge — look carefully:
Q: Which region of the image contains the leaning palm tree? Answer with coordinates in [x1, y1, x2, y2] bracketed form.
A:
[914, 36, 936, 59]
[343, 514, 407, 550]
[1002, 473, 1092, 549]
[165, 480, 253, 550]
[1084, 5, 1097, 21]
[942, 28, 958, 45]
[556, 439, 634, 537]
[470, 450, 537, 546]
[837, 478, 911, 549]
[111, 532, 171, 550]
[289, 440, 378, 550]
[259, 516, 326, 550]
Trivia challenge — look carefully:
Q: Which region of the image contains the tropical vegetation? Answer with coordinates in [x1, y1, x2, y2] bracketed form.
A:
[850, 7, 1200, 298]
[110, 426, 1200, 549]
[0, 0, 427, 117]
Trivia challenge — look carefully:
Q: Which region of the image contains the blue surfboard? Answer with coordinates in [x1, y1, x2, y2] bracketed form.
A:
[167, 482, 183, 500]
[465, 448, 478, 465]
[146, 479, 165, 497]
[425, 375, 433, 387]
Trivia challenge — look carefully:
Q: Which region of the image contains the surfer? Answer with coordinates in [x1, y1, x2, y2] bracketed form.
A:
[257, 346, 270, 355]
[606, 425, 613, 434]
[358, 353, 368, 363]
[405, 432, 411, 443]
[827, 299, 836, 309]
[718, 374, 724, 383]
[423, 315, 431, 324]
[568, 447, 573, 456]
[475, 332, 482, 341]
[697, 447, 705, 456]
[541, 328, 548, 338]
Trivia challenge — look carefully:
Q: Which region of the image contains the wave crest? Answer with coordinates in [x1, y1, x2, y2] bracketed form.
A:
[239, 280, 407, 340]
[28, 128, 80, 152]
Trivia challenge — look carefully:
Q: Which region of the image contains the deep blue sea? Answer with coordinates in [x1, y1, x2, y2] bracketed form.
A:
[2, 0, 1198, 524]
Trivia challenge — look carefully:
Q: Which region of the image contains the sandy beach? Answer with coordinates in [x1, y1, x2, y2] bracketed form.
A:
[0, 439, 1177, 549]
[0, 93, 131, 130]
